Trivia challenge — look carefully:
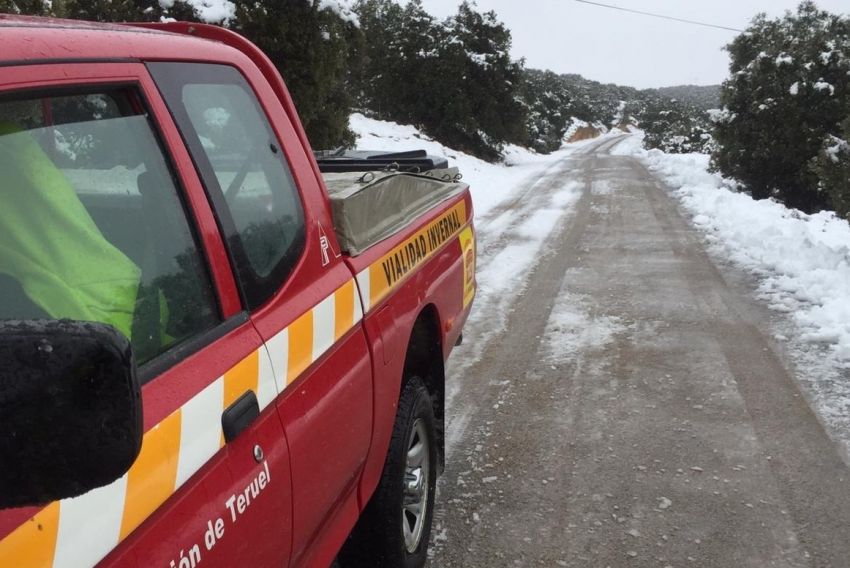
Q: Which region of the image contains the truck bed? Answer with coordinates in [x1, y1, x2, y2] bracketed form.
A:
[323, 167, 467, 256]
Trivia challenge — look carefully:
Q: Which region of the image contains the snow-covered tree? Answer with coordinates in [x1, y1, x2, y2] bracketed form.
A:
[233, 0, 358, 148]
[56, 0, 211, 22]
[428, 1, 526, 159]
[521, 69, 575, 152]
[354, 0, 525, 160]
[712, 1, 850, 213]
[638, 95, 714, 154]
[352, 0, 442, 123]
[812, 114, 850, 219]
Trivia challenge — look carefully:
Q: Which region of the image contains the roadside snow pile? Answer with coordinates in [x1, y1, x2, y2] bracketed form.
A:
[349, 113, 561, 218]
[619, 138, 850, 365]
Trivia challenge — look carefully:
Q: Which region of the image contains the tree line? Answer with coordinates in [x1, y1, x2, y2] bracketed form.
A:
[0, 0, 707, 158]
[3, 0, 848, 218]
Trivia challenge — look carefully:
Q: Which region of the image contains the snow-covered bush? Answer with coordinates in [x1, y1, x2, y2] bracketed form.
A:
[637, 94, 714, 154]
[812, 115, 850, 219]
[712, 1, 850, 213]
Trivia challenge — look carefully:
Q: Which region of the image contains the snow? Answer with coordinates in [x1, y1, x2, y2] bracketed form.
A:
[609, 132, 644, 156]
[789, 82, 800, 96]
[616, 135, 850, 450]
[542, 287, 625, 361]
[349, 113, 578, 219]
[317, 0, 359, 26]
[348, 114, 614, 447]
[825, 136, 848, 163]
[181, 0, 235, 23]
[708, 108, 735, 125]
[814, 81, 836, 96]
[620, 143, 850, 365]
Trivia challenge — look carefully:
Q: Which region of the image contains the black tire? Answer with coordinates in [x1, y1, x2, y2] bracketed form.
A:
[339, 376, 437, 568]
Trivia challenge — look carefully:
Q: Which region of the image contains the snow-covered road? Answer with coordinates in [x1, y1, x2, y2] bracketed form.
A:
[429, 135, 850, 567]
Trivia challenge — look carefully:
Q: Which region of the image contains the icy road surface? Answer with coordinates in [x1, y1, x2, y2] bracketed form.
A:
[429, 136, 850, 567]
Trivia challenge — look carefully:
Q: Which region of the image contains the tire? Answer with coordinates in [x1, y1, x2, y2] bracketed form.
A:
[339, 376, 438, 568]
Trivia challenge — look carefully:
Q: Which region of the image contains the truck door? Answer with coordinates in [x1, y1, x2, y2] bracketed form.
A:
[148, 62, 374, 566]
[0, 63, 292, 567]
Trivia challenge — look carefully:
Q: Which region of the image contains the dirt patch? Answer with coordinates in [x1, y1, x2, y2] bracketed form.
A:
[567, 125, 604, 142]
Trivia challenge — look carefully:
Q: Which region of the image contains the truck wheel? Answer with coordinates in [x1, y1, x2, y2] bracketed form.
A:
[340, 376, 437, 568]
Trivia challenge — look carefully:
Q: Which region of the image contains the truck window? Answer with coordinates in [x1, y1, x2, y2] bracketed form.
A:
[0, 89, 220, 365]
[149, 63, 306, 310]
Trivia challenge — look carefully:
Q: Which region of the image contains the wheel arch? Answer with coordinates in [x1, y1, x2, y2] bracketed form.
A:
[402, 304, 446, 473]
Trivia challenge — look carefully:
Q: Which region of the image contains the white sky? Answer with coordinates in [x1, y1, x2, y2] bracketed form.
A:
[415, 1, 849, 88]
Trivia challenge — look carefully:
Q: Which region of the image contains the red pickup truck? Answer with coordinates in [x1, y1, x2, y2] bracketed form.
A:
[0, 16, 475, 568]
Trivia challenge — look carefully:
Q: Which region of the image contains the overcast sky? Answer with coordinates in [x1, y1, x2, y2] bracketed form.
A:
[414, 0, 849, 89]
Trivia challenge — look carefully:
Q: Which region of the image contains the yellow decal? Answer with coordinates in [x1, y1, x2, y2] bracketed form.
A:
[366, 200, 467, 309]
[459, 226, 476, 308]
[120, 410, 182, 539]
[334, 280, 356, 341]
[224, 350, 260, 408]
[0, 502, 59, 567]
[287, 310, 314, 386]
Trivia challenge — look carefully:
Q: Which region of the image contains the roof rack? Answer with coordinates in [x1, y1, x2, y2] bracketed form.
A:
[314, 149, 449, 173]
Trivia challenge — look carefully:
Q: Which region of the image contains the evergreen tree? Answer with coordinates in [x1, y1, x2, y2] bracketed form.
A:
[638, 95, 713, 154]
[522, 69, 574, 152]
[353, 0, 440, 123]
[354, 0, 526, 160]
[711, 2, 850, 212]
[56, 0, 205, 23]
[811, 114, 850, 219]
[60, 0, 152, 21]
[233, 0, 357, 149]
[0, 0, 50, 14]
[434, 2, 526, 158]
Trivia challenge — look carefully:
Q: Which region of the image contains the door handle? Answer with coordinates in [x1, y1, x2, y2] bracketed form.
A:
[222, 390, 260, 443]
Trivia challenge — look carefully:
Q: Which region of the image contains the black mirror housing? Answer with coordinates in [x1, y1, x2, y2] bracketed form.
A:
[0, 320, 143, 509]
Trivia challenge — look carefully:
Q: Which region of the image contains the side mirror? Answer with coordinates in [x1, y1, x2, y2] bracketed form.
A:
[0, 320, 142, 509]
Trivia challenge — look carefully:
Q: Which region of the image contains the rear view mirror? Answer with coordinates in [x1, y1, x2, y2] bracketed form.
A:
[0, 320, 142, 509]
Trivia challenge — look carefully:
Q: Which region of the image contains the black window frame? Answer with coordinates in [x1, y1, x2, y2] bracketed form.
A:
[0, 80, 233, 384]
[146, 62, 307, 312]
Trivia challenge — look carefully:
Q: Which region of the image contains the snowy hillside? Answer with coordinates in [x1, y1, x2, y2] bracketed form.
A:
[350, 113, 567, 218]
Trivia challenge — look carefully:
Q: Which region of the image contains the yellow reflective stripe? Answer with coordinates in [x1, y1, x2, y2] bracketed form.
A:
[224, 349, 260, 408]
[119, 409, 182, 540]
[334, 279, 356, 341]
[287, 310, 313, 385]
[0, 502, 59, 567]
[368, 262, 391, 311]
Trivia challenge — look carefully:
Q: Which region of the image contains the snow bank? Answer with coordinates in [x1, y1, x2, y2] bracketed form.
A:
[617, 137, 850, 366]
[349, 113, 561, 218]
